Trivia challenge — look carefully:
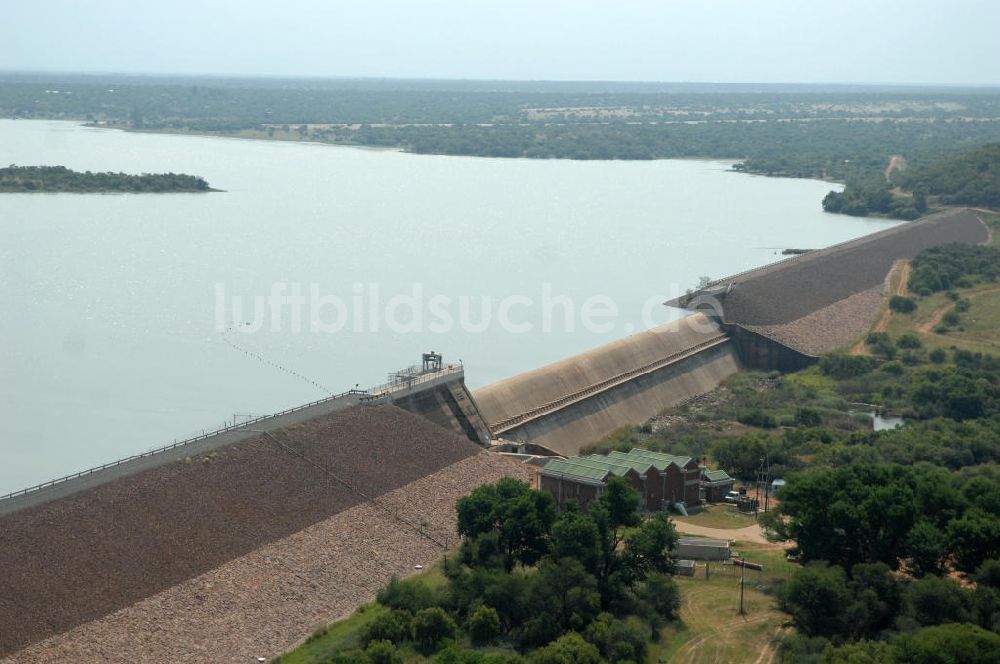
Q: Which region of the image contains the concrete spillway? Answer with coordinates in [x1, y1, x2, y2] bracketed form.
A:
[474, 313, 740, 456]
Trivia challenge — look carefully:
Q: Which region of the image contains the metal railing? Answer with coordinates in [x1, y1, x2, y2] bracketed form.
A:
[0, 386, 374, 502]
[363, 364, 463, 400]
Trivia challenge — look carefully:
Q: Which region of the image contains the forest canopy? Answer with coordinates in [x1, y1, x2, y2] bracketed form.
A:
[0, 165, 213, 193]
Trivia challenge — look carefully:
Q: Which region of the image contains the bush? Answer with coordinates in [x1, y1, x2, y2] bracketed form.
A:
[908, 576, 970, 626]
[819, 353, 876, 379]
[366, 640, 403, 664]
[794, 407, 823, 427]
[412, 607, 456, 653]
[929, 348, 947, 363]
[955, 298, 972, 312]
[896, 333, 923, 349]
[880, 361, 905, 376]
[779, 563, 852, 637]
[378, 577, 438, 612]
[466, 605, 503, 644]
[530, 633, 603, 664]
[737, 408, 778, 428]
[889, 295, 917, 313]
[361, 609, 412, 647]
[893, 623, 1000, 664]
[582, 613, 647, 663]
[943, 310, 961, 326]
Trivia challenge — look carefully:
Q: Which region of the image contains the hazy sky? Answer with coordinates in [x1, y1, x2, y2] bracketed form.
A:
[4, 0, 1000, 84]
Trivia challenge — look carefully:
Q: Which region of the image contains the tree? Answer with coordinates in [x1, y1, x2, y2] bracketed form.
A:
[621, 512, 678, 582]
[551, 510, 602, 575]
[411, 607, 456, 653]
[457, 479, 557, 571]
[360, 609, 412, 646]
[948, 509, 1000, 572]
[582, 612, 647, 663]
[846, 563, 903, 639]
[533, 558, 602, 633]
[908, 576, 970, 626]
[591, 476, 641, 579]
[906, 520, 947, 577]
[889, 296, 917, 314]
[779, 563, 853, 637]
[530, 632, 603, 664]
[466, 605, 503, 645]
[637, 572, 681, 638]
[365, 640, 403, 664]
[892, 624, 1000, 664]
[377, 577, 438, 612]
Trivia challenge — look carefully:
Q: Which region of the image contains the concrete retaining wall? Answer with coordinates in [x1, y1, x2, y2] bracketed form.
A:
[474, 314, 740, 456]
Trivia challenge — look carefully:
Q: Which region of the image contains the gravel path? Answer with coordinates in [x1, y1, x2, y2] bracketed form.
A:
[673, 520, 769, 544]
[3, 452, 530, 663]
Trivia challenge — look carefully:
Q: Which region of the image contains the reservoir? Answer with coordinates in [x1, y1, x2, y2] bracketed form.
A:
[0, 120, 899, 492]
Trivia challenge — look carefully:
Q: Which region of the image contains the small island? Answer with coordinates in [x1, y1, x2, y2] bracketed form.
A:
[0, 165, 215, 193]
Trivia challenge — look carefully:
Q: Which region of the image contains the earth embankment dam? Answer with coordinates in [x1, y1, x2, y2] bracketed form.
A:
[0, 405, 527, 662]
[0, 207, 989, 661]
[475, 208, 990, 454]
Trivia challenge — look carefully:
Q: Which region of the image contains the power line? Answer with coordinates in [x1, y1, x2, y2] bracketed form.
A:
[221, 324, 333, 395]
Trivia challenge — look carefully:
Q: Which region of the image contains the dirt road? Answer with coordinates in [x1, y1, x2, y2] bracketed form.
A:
[673, 520, 769, 544]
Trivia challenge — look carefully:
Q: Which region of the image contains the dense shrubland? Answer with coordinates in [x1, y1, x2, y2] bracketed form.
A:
[279, 476, 681, 663]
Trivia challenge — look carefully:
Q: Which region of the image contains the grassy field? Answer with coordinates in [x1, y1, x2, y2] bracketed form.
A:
[273, 541, 796, 664]
[883, 280, 1000, 355]
[651, 542, 793, 664]
[673, 504, 758, 530]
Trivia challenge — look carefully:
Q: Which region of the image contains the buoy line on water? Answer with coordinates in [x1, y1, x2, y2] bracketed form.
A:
[221, 323, 334, 396]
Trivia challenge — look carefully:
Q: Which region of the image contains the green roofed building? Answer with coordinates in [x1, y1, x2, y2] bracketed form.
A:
[538, 447, 703, 511]
[701, 468, 735, 503]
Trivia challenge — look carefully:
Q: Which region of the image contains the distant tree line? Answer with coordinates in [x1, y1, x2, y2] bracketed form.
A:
[823, 143, 1000, 219]
[0, 165, 212, 193]
[4, 75, 1000, 202]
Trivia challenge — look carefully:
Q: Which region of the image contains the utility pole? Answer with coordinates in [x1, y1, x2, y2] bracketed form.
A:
[738, 556, 746, 615]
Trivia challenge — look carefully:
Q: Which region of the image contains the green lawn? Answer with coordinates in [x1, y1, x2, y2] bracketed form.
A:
[673, 504, 757, 530]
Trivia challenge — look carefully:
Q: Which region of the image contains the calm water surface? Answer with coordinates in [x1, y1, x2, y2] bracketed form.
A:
[0, 120, 899, 492]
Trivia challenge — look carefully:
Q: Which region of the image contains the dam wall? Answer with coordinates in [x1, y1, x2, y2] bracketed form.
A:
[672, 208, 990, 362]
[722, 323, 817, 372]
[0, 405, 529, 661]
[370, 372, 491, 444]
[474, 314, 741, 456]
[0, 367, 487, 515]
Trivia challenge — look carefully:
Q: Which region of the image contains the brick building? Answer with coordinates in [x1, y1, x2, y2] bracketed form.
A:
[538, 448, 703, 511]
[701, 468, 735, 503]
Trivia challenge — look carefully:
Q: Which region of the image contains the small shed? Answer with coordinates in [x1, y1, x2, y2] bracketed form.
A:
[675, 559, 696, 576]
[770, 478, 787, 496]
[701, 468, 735, 503]
[674, 537, 731, 561]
